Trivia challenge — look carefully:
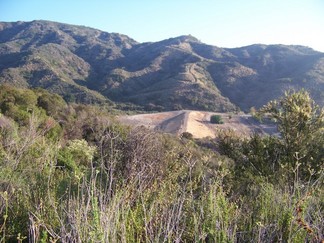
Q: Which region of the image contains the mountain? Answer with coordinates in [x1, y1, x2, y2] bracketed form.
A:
[0, 20, 323, 111]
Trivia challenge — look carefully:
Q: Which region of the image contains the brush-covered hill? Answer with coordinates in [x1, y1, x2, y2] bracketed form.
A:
[0, 20, 323, 111]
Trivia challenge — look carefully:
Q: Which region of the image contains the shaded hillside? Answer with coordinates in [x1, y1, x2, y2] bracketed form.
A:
[0, 20, 137, 104]
[217, 44, 324, 110]
[0, 20, 323, 111]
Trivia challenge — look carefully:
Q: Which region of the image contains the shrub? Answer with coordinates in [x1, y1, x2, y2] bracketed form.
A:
[1, 86, 323, 242]
[259, 89, 324, 180]
[181, 132, 193, 140]
[58, 139, 96, 170]
[210, 114, 223, 124]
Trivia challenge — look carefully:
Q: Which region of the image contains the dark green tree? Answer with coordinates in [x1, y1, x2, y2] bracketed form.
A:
[210, 114, 223, 124]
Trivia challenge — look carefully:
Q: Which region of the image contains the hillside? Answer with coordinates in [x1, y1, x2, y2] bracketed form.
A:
[0, 20, 323, 111]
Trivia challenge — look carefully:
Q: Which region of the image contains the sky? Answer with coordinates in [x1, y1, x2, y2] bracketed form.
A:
[1, 0, 324, 52]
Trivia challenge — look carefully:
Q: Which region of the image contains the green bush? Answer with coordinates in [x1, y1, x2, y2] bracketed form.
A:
[210, 114, 223, 124]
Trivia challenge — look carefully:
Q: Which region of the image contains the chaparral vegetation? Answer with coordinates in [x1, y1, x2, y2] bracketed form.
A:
[0, 85, 323, 242]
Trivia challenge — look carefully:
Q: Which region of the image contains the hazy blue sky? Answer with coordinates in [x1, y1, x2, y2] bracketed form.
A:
[1, 0, 324, 51]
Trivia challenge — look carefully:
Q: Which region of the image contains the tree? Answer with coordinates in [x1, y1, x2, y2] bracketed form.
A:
[259, 89, 324, 179]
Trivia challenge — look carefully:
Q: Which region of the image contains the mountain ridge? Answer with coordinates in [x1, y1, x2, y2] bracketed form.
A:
[0, 20, 323, 111]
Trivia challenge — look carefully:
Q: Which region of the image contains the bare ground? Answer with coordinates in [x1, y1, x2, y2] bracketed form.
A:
[118, 110, 278, 138]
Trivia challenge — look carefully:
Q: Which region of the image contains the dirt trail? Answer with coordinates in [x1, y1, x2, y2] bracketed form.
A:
[188, 63, 198, 83]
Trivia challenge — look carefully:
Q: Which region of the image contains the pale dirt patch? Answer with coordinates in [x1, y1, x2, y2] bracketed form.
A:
[118, 110, 277, 138]
[185, 111, 216, 138]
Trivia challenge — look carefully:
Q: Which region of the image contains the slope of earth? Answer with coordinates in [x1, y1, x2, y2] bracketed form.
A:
[0, 20, 137, 103]
[119, 110, 278, 139]
[218, 44, 324, 110]
[102, 36, 238, 111]
[0, 20, 323, 110]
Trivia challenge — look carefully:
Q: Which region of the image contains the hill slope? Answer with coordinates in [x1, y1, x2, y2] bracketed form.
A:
[0, 20, 323, 110]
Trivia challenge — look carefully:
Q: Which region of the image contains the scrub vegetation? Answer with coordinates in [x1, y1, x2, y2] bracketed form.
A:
[0, 85, 323, 242]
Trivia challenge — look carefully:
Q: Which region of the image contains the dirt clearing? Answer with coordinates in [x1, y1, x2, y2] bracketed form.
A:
[118, 110, 277, 138]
